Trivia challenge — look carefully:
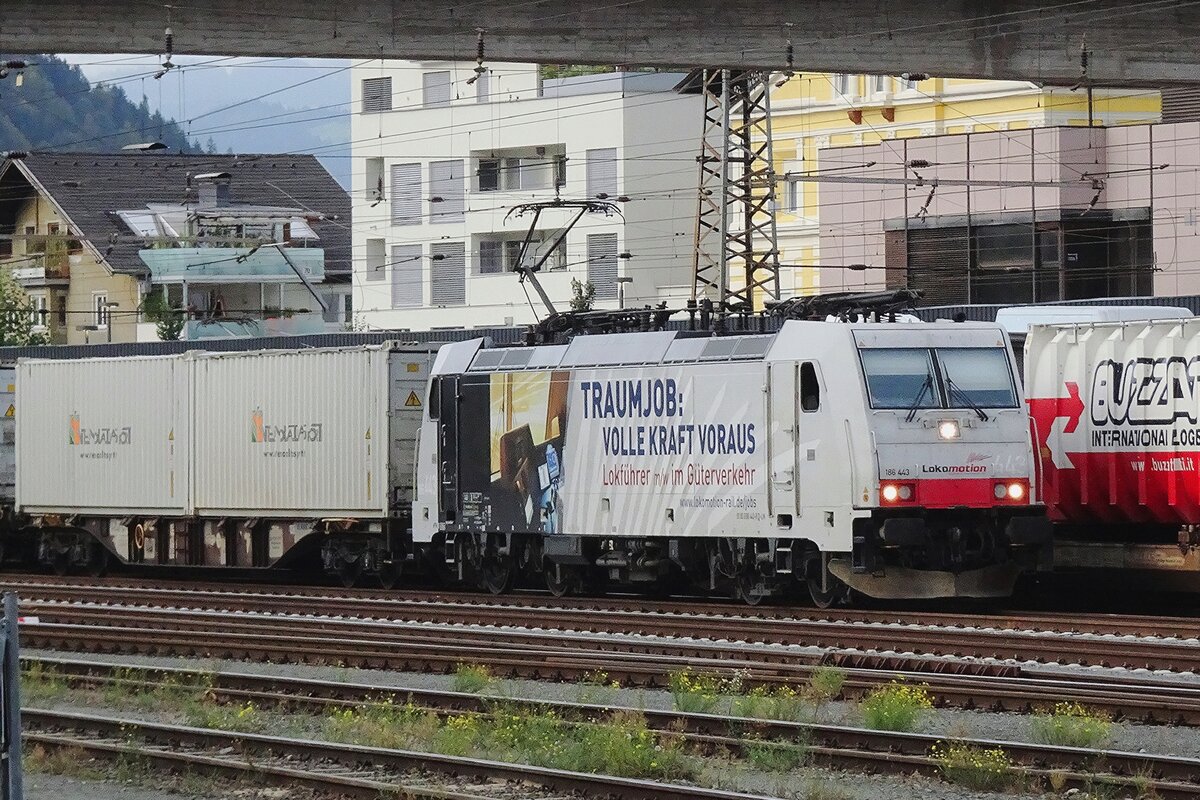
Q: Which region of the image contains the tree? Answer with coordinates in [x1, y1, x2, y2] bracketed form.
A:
[140, 291, 185, 341]
[569, 278, 595, 312]
[0, 271, 48, 346]
[0, 55, 193, 152]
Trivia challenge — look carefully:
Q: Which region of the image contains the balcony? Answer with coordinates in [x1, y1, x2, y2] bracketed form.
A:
[185, 313, 334, 339]
[138, 245, 325, 283]
[3, 235, 75, 285]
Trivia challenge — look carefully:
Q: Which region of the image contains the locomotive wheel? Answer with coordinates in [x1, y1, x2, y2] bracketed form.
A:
[735, 572, 767, 606]
[377, 561, 401, 590]
[807, 572, 847, 608]
[481, 555, 514, 595]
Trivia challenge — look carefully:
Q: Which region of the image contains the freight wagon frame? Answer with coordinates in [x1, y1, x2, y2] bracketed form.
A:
[12, 344, 435, 584]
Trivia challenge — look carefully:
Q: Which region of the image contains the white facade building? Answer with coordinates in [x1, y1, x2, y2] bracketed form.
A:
[350, 61, 701, 329]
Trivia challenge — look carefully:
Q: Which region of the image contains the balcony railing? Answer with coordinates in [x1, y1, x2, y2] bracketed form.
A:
[138, 246, 325, 281]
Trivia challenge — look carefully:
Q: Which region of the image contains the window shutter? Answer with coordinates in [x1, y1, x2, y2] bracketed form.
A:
[390, 163, 421, 226]
[391, 244, 423, 308]
[587, 233, 619, 300]
[430, 241, 466, 305]
[475, 70, 490, 103]
[429, 160, 464, 222]
[362, 77, 392, 113]
[422, 71, 452, 107]
[585, 148, 618, 198]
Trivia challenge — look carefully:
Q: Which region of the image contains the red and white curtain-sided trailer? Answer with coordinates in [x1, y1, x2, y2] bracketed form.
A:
[1026, 319, 1200, 588]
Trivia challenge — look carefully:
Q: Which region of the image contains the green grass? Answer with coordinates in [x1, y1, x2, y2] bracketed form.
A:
[806, 667, 847, 703]
[1030, 702, 1112, 748]
[182, 699, 266, 733]
[859, 681, 934, 732]
[667, 667, 725, 714]
[744, 738, 809, 772]
[20, 662, 70, 705]
[451, 663, 495, 694]
[931, 741, 1014, 791]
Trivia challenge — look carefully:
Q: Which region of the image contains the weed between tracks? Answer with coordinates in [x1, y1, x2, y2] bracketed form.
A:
[858, 680, 934, 732]
[1031, 701, 1113, 748]
[667, 666, 846, 721]
[325, 698, 693, 780]
[929, 741, 1014, 791]
[451, 663, 495, 694]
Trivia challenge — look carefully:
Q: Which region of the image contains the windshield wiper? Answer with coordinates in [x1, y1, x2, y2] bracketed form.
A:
[946, 377, 989, 422]
[904, 373, 934, 422]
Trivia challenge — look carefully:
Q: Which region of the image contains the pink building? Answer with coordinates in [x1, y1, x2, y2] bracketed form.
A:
[817, 122, 1200, 305]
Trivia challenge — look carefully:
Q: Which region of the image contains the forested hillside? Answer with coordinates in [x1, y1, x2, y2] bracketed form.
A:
[0, 55, 193, 152]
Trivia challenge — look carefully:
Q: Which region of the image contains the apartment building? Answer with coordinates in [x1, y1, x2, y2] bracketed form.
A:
[350, 61, 701, 329]
[769, 74, 1161, 295]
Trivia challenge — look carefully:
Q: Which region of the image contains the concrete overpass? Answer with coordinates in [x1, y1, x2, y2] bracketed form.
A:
[3, 0, 1199, 84]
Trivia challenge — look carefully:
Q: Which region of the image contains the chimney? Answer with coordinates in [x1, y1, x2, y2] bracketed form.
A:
[194, 172, 232, 207]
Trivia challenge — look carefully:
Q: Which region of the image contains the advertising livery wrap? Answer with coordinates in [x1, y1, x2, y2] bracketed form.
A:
[451, 363, 767, 538]
[1026, 319, 1200, 524]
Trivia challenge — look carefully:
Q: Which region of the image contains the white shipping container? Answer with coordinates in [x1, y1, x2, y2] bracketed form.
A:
[191, 347, 394, 517]
[16, 355, 191, 515]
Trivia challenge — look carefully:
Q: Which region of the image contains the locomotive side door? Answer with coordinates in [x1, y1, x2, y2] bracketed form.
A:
[767, 362, 799, 520]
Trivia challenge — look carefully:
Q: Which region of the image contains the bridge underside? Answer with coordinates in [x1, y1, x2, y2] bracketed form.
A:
[4, 0, 1198, 84]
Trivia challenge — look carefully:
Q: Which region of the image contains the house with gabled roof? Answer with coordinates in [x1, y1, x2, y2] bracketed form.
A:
[0, 151, 351, 344]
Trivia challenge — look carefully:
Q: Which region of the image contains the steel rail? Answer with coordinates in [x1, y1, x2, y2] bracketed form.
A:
[6, 573, 1200, 638]
[16, 586, 1200, 674]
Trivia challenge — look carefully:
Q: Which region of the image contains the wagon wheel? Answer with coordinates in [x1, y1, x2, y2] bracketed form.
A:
[85, 545, 110, 578]
[377, 560, 402, 590]
[545, 563, 580, 598]
[50, 552, 71, 577]
[337, 560, 363, 588]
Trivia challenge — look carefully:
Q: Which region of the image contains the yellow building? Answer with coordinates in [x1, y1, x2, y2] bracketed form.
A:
[770, 74, 1161, 295]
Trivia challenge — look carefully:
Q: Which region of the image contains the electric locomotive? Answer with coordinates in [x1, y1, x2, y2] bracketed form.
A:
[412, 319, 1050, 604]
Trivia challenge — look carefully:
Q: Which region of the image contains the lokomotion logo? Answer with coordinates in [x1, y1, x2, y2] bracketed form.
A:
[250, 407, 323, 458]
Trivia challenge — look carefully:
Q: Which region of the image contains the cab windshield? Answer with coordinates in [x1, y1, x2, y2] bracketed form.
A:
[859, 347, 1017, 410]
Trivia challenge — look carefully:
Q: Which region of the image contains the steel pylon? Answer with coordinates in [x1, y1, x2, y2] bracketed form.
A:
[688, 69, 782, 313]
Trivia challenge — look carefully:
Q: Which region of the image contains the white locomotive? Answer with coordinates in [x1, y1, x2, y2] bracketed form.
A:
[413, 320, 1050, 603]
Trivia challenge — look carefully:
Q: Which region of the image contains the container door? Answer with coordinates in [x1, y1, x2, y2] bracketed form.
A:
[768, 362, 799, 519]
[437, 376, 460, 523]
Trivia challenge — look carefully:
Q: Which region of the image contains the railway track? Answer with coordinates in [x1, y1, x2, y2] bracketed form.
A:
[15, 601, 1200, 724]
[24, 708, 767, 800]
[10, 577, 1200, 673]
[25, 656, 1200, 799]
[6, 573, 1200, 639]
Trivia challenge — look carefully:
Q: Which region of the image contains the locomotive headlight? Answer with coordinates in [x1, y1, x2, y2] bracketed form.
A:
[937, 419, 961, 440]
[897, 484, 913, 501]
[1007, 482, 1025, 501]
[993, 483, 1008, 500]
[881, 484, 900, 502]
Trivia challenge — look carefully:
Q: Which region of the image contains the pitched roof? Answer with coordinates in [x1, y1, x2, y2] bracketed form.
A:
[8, 152, 350, 276]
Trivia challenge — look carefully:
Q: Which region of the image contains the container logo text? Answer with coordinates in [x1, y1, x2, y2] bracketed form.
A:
[251, 408, 323, 457]
[68, 414, 131, 446]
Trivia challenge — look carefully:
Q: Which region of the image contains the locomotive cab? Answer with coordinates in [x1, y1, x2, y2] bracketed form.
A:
[837, 325, 1051, 598]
